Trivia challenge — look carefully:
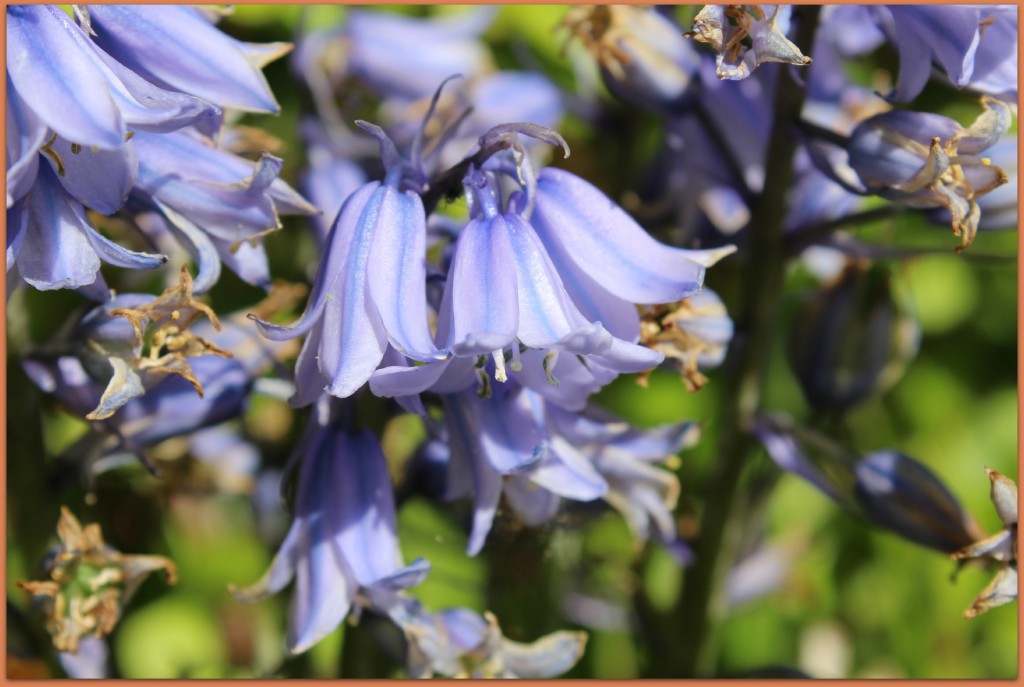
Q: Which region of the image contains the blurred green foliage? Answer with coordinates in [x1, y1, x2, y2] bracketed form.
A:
[6, 4, 1017, 679]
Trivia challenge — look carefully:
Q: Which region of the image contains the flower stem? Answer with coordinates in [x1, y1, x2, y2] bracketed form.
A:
[671, 6, 822, 677]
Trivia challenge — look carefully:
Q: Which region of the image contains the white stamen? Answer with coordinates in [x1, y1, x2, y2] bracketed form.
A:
[492, 350, 508, 383]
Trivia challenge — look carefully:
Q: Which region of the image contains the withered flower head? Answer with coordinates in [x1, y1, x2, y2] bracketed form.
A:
[85, 265, 232, 421]
[17, 507, 177, 654]
[951, 469, 1018, 619]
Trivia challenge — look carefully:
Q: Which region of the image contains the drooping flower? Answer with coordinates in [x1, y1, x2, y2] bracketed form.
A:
[866, 5, 1018, 104]
[251, 120, 450, 402]
[232, 397, 429, 654]
[5, 5, 300, 298]
[21, 278, 299, 459]
[85, 5, 289, 115]
[129, 128, 317, 293]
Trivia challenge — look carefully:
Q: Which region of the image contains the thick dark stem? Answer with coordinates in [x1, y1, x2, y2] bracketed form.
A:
[671, 6, 822, 677]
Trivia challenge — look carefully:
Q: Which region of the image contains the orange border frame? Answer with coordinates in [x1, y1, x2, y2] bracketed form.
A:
[0, 0, 1020, 684]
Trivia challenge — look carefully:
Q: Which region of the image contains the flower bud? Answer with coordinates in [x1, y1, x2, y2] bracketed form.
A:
[788, 261, 918, 413]
[755, 417, 980, 553]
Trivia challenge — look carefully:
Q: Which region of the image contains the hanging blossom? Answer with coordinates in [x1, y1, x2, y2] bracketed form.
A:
[232, 396, 429, 654]
[366, 127, 735, 404]
[373, 353, 702, 562]
[250, 96, 459, 402]
[6, 5, 308, 298]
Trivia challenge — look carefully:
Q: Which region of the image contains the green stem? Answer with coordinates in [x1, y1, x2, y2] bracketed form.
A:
[671, 7, 822, 677]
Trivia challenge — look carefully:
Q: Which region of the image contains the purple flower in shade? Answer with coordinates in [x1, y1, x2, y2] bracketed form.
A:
[545, 402, 701, 565]
[129, 128, 317, 293]
[754, 416, 983, 554]
[231, 397, 428, 654]
[332, 7, 496, 102]
[869, 5, 1018, 104]
[684, 5, 811, 81]
[250, 116, 451, 403]
[366, 591, 587, 678]
[562, 6, 701, 111]
[440, 384, 610, 555]
[847, 95, 1012, 250]
[951, 469, 1018, 619]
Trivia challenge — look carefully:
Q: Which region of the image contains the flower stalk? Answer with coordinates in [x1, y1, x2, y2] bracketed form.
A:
[672, 6, 822, 677]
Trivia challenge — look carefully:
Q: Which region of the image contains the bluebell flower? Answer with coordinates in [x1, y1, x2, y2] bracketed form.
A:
[6, 5, 298, 298]
[6, 6, 223, 153]
[530, 165, 735, 342]
[6, 163, 166, 297]
[847, 96, 1012, 250]
[130, 128, 317, 293]
[441, 384, 610, 555]
[546, 402, 701, 564]
[232, 398, 428, 654]
[251, 119, 451, 402]
[868, 5, 1018, 103]
[22, 275, 296, 458]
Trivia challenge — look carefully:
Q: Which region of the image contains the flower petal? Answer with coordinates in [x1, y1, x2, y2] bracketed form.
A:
[251, 183, 378, 341]
[532, 168, 707, 304]
[7, 5, 124, 148]
[444, 393, 505, 556]
[88, 5, 283, 113]
[366, 184, 448, 361]
[15, 165, 101, 291]
[48, 137, 138, 215]
[446, 215, 519, 355]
